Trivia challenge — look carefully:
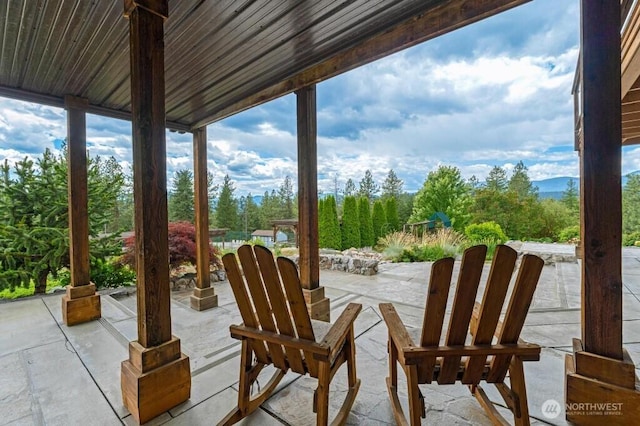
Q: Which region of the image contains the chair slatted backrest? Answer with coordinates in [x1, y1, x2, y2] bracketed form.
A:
[254, 245, 307, 374]
[462, 245, 518, 384]
[277, 256, 319, 377]
[486, 253, 544, 382]
[437, 245, 487, 384]
[236, 245, 288, 371]
[223, 250, 270, 364]
[417, 244, 542, 386]
[223, 245, 319, 377]
[418, 257, 454, 382]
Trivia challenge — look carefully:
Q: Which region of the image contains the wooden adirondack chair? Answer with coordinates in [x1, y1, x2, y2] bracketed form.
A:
[379, 244, 544, 426]
[219, 244, 362, 426]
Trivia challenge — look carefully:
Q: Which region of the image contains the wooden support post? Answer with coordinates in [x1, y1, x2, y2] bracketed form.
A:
[61, 95, 101, 326]
[296, 85, 330, 322]
[566, 2, 640, 423]
[190, 127, 217, 311]
[121, 1, 190, 423]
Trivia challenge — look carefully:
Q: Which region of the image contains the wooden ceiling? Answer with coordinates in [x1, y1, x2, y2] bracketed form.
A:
[0, 0, 529, 132]
[622, 0, 640, 144]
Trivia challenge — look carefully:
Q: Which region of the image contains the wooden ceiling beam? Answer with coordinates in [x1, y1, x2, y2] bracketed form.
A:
[192, 0, 531, 129]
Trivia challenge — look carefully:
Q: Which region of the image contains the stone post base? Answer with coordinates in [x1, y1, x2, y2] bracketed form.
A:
[565, 339, 640, 424]
[61, 284, 101, 326]
[303, 287, 330, 322]
[190, 287, 218, 311]
[121, 337, 191, 424]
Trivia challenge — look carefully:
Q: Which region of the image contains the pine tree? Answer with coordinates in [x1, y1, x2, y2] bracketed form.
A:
[259, 189, 280, 228]
[168, 169, 194, 222]
[485, 166, 508, 192]
[385, 197, 400, 232]
[278, 175, 295, 218]
[341, 196, 360, 249]
[372, 200, 387, 244]
[561, 178, 579, 220]
[381, 169, 403, 199]
[508, 161, 537, 199]
[358, 197, 373, 247]
[344, 179, 356, 197]
[358, 169, 379, 201]
[215, 175, 238, 229]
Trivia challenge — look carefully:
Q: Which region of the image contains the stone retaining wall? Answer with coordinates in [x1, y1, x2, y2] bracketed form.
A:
[170, 270, 227, 291]
[292, 249, 381, 276]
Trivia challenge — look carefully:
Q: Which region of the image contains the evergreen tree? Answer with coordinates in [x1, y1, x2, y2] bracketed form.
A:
[0, 149, 124, 294]
[259, 189, 282, 229]
[318, 198, 328, 248]
[327, 195, 342, 250]
[508, 161, 537, 199]
[410, 165, 472, 231]
[358, 169, 379, 201]
[332, 174, 341, 205]
[278, 175, 295, 218]
[372, 200, 387, 244]
[385, 197, 400, 232]
[244, 193, 261, 231]
[561, 178, 579, 222]
[168, 169, 194, 222]
[344, 178, 356, 197]
[341, 196, 360, 249]
[396, 192, 414, 228]
[215, 175, 238, 229]
[381, 169, 403, 199]
[358, 197, 374, 247]
[623, 174, 640, 234]
[485, 166, 508, 192]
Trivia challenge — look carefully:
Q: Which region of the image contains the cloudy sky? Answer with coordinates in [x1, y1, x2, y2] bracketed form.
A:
[1, 0, 639, 196]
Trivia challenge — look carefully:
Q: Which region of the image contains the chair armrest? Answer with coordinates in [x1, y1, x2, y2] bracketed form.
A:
[379, 303, 415, 351]
[402, 343, 541, 364]
[230, 324, 330, 358]
[314, 303, 362, 362]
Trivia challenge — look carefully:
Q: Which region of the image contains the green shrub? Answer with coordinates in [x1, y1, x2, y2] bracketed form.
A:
[465, 221, 507, 243]
[400, 245, 446, 262]
[623, 231, 640, 246]
[55, 259, 136, 290]
[558, 225, 580, 243]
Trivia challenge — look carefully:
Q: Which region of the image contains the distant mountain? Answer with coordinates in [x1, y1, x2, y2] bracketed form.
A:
[532, 176, 578, 193]
[533, 171, 639, 199]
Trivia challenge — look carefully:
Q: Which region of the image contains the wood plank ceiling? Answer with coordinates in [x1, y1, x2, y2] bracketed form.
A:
[0, 0, 529, 133]
[622, 0, 640, 144]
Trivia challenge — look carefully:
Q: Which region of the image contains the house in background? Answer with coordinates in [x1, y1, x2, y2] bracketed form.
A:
[251, 230, 288, 247]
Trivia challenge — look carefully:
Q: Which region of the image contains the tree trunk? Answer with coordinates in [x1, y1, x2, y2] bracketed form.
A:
[34, 269, 49, 294]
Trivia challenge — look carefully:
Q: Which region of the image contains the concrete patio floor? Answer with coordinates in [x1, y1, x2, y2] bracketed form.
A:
[2, 243, 640, 425]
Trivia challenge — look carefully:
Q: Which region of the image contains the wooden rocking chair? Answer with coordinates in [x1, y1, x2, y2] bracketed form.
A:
[219, 244, 362, 426]
[379, 245, 544, 426]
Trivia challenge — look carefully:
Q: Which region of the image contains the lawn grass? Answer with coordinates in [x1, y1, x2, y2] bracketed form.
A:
[0, 279, 63, 300]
